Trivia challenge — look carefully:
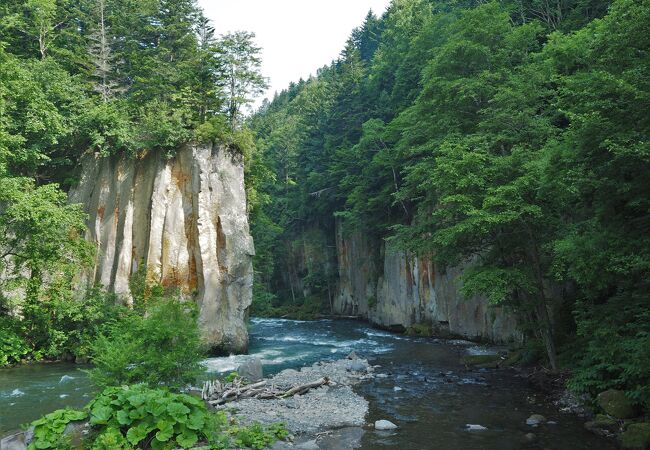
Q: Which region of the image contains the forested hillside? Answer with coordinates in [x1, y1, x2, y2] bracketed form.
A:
[249, 0, 650, 411]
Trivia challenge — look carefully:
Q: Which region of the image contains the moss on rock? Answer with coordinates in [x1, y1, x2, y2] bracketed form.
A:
[598, 390, 638, 419]
[620, 423, 650, 450]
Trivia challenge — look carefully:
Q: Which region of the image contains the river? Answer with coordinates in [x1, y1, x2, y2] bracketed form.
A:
[0, 318, 613, 449]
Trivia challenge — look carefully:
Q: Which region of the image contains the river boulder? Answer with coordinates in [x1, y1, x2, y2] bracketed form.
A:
[620, 423, 650, 450]
[597, 390, 638, 419]
[526, 414, 546, 426]
[237, 357, 263, 382]
[375, 420, 398, 430]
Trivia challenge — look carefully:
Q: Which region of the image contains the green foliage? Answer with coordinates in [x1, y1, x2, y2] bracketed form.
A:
[228, 422, 289, 450]
[248, 0, 650, 413]
[194, 116, 255, 159]
[223, 372, 239, 383]
[88, 385, 207, 449]
[568, 292, 650, 411]
[0, 317, 30, 365]
[201, 411, 288, 450]
[91, 427, 134, 450]
[28, 408, 87, 450]
[0, 176, 93, 296]
[27, 386, 289, 450]
[88, 298, 205, 389]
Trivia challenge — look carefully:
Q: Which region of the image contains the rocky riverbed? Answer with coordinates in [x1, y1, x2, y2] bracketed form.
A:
[218, 358, 370, 433]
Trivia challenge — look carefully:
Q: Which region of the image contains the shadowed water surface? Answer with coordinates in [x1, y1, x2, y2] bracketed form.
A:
[0, 318, 614, 450]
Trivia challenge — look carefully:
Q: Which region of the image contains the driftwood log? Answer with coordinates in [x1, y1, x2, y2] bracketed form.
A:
[202, 377, 330, 406]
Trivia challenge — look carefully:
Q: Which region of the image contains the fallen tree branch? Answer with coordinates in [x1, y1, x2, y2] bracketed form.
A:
[204, 377, 330, 406]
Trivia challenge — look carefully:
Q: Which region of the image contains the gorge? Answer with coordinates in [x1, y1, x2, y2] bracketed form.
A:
[1, 0, 649, 448]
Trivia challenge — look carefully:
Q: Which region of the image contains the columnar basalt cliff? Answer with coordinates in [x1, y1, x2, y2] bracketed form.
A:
[333, 223, 520, 343]
[69, 143, 254, 353]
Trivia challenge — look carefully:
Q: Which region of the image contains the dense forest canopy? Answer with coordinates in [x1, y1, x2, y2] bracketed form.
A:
[248, 0, 650, 410]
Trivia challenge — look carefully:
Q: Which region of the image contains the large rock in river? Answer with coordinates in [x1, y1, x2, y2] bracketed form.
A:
[69, 143, 254, 353]
[597, 389, 638, 419]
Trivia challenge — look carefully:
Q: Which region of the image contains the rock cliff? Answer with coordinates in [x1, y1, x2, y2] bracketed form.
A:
[69, 143, 254, 353]
[333, 223, 520, 343]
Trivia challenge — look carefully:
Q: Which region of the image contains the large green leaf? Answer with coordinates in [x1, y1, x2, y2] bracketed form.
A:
[90, 405, 113, 425]
[185, 410, 205, 430]
[116, 410, 131, 425]
[176, 430, 198, 448]
[126, 424, 149, 445]
[167, 402, 190, 422]
[155, 420, 174, 442]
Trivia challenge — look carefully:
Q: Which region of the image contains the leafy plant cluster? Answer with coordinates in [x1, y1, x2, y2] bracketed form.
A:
[27, 386, 288, 450]
[249, 0, 650, 411]
[29, 408, 88, 450]
[88, 385, 207, 449]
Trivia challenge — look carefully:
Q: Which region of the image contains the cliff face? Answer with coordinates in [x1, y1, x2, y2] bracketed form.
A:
[334, 223, 520, 343]
[69, 143, 254, 353]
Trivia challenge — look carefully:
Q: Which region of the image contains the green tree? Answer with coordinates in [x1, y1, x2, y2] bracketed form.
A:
[216, 31, 267, 129]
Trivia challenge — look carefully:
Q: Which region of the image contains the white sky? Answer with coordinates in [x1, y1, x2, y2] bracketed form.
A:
[198, 0, 393, 108]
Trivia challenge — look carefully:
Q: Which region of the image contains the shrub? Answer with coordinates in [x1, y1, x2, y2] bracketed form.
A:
[569, 293, 650, 412]
[88, 298, 205, 389]
[0, 317, 30, 365]
[27, 386, 289, 450]
[28, 408, 88, 450]
[88, 385, 207, 449]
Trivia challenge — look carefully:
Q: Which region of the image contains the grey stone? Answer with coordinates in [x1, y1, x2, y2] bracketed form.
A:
[526, 414, 546, 426]
[68, 144, 254, 353]
[346, 360, 367, 372]
[316, 427, 365, 450]
[374, 420, 398, 430]
[237, 357, 263, 382]
[0, 431, 28, 450]
[346, 351, 359, 360]
[270, 441, 294, 449]
[63, 421, 90, 448]
[295, 440, 319, 450]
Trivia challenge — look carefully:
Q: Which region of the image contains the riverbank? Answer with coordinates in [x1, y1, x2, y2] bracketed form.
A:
[1, 318, 620, 449]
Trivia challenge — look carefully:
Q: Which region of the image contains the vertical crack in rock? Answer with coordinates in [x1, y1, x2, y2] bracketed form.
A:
[69, 143, 254, 353]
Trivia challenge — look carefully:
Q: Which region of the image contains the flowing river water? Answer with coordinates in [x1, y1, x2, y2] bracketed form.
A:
[0, 318, 613, 449]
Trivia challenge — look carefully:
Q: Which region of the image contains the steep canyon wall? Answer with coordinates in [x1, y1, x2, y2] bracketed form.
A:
[333, 223, 521, 343]
[69, 143, 254, 353]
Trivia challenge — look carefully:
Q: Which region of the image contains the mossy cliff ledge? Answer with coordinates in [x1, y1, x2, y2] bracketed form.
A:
[69, 143, 254, 353]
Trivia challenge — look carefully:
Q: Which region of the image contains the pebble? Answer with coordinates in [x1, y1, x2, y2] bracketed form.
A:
[465, 424, 488, 431]
[393, 386, 403, 392]
[375, 420, 398, 430]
